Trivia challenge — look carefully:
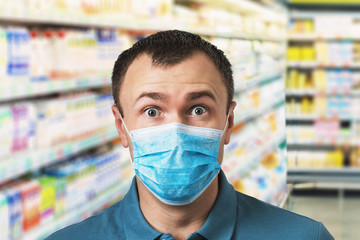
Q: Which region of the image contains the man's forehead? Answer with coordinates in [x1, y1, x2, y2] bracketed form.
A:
[120, 51, 226, 103]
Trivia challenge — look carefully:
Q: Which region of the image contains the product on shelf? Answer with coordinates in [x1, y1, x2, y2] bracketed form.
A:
[287, 41, 359, 64]
[0, 27, 7, 81]
[228, 146, 287, 205]
[223, 104, 286, 204]
[287, 149, 345, 168]
[0, 193, 10, 240]
[315, 41, 353, 65]
[289, 16, 360, 38]
[1, 188, 23, 239]
[0, 144, 132, 238]
[350, 146, 360, 167]
[286, 122, 353, 146]
[0, 0, 286, 39]
[234, 79, 284, 121]
[289, 19, 314, 34]
[287, 45, 315, 62]
[7, 27, 31, 82]
[0, 92, 114, 160]
[286, 95, 355, 118]
[0, 27, 133, 83]
[11, 180, 41, 232]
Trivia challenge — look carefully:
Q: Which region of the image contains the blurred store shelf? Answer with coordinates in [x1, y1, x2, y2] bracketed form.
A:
[235, 71, 282, 93]
[234, 98, 285, 128]
[225, 133, 286, 180]
[0, 72, 111, 101]
[286, 89, 356, 97]
[23, 179, 132, 240]
[0, 125, 118, 183]
[287, 167, 360, 183]
[286, 114, 358, 121]
[288, 33, 360, 41]
[287, 61, 360, 69]
[0, 2, 284, 42]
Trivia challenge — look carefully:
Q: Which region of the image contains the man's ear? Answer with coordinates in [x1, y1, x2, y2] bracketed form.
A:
[111, 104, 129, 148]
[224, 101, 237, 145]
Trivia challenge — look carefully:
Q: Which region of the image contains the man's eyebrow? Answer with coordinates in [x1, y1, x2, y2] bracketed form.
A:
[186, 91, 216, 102]
[136, 92, 167, 102]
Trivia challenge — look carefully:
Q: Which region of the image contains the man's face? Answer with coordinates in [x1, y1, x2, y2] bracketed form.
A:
[112, 52, 236, 165]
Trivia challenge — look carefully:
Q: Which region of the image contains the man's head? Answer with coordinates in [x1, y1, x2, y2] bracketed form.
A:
[112, 30, 234, 117]
[111, 30, 236, 165]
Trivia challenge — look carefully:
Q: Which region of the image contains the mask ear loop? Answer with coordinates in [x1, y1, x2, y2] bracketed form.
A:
[117, 110, 131, 137]
[222, 110, 231, 137]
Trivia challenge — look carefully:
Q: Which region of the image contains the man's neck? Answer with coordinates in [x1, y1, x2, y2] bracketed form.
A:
[136, 176, 219, 240]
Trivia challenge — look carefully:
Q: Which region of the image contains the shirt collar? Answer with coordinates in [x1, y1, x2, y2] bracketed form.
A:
[196, 170, 237, 239]
[121, 177, 163, 239]
[121, 170, 237, 240]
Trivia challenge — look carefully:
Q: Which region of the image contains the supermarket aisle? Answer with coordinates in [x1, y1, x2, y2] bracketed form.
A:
[289, 191, 360, 240]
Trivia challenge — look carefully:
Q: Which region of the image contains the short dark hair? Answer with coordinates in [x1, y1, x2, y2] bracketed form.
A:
[111, 30, 234, 116]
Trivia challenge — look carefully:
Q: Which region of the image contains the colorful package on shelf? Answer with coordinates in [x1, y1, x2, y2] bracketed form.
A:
[226, 148, 287, 205]
[0, 103, 36, 158]
[287, 150, 344, 168]
[315, 41, 353, 65]
[0, 188, 23, 239]
[354, 42, 360, 63]
[289, 19, 314, 34]
[11, 103, 37, 153]
[95, 94, 115, 129]
[0, 92, 114, 160]
[234, 79, 284, 119]
[43, 155, 96, 211]
[286, 123, 353, 146]
[0, 27, 134, 82]
[287, 45, 315, 62]
[42, 146, 127, 212]
[6, 27, 31, 82]
[39, 176, 56, 223]
[223, 104, 286, 189]
[35, 92, 113, 148]
[0, 106, 13, 159]
[0, 193, 10, 240]
[29, 30, 50, 82]
[35, 98, 67, 148]
[0, 27, 7, 82]
[10, 180, 41, 233]
[94, 147, 124, 194]
[0, 143, 129, 239]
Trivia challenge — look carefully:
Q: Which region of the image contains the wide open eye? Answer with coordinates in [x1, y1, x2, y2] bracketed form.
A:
[144, 107, 159, 117]
[190, 106, 207, 116]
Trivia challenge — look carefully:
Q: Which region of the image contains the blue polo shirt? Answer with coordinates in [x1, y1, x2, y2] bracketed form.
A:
[46, 171, 334, 240]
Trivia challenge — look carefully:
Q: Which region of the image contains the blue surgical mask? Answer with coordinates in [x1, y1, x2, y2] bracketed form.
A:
[120, 116, 228, 206]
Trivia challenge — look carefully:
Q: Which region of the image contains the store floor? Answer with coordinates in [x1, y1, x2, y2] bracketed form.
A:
[287, 190, 360, 240]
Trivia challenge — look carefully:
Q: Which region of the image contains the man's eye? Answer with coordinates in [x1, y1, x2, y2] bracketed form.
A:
[191, 106, 207, 116]
[144, 108, 159, 117]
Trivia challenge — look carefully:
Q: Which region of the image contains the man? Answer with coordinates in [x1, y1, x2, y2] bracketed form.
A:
[46, 30, 333, 240]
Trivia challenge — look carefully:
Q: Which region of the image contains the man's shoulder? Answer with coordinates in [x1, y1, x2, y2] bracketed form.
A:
[234, 191, 334, 239]
[45, 200, 126, 240]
